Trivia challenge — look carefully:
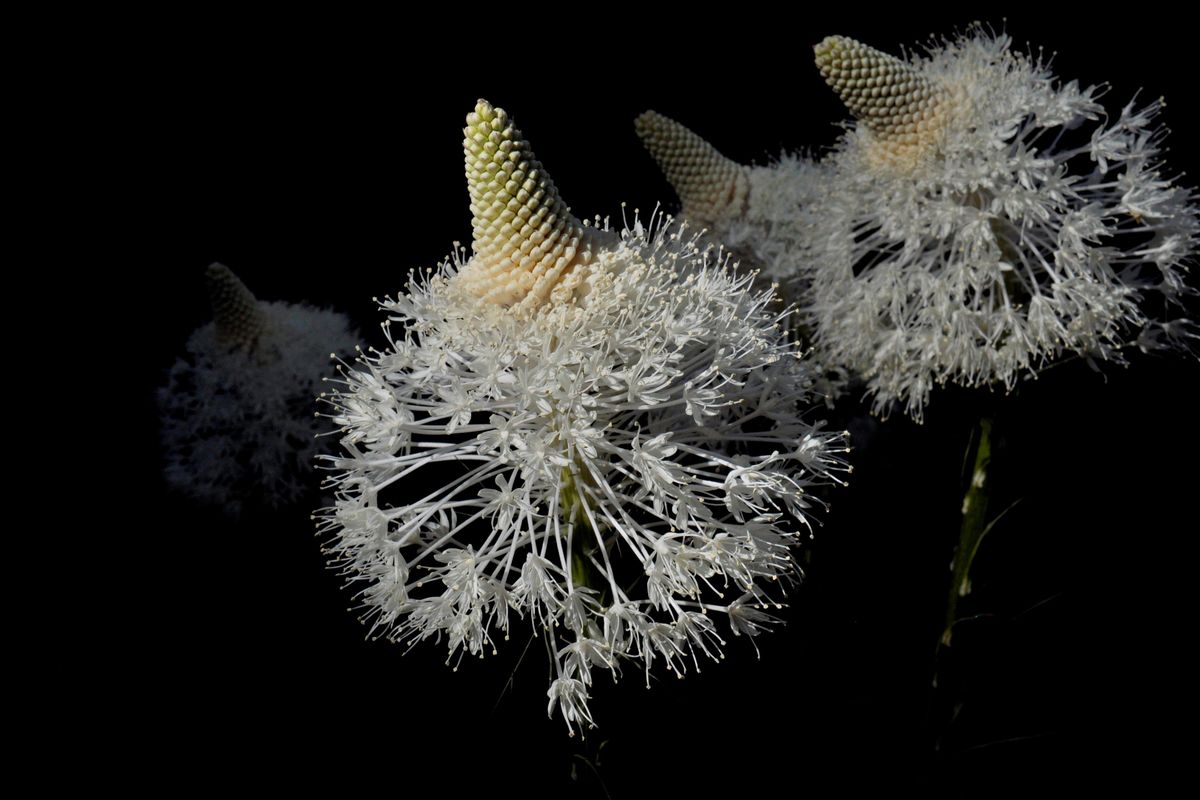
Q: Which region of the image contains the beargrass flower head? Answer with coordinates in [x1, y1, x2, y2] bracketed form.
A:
[317, 100, 850, 734]
[158, 263, 359, 515]
[798, 29, 1199, 421]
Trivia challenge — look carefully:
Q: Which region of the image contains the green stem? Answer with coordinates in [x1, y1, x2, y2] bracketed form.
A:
[942, 417, 993, 647]
[560, 465, 602, 596]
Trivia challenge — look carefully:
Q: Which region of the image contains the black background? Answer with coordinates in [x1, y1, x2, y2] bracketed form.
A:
[103, 9, 1199, 796]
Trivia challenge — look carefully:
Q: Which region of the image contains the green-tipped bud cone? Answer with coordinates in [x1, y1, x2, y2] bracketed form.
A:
[634, 110, 749, 225]
[459, 99, 597, 310]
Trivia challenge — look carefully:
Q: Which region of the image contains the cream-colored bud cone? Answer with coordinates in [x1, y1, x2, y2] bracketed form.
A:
[205, 262, 266, 348]
[634, 111, 749, 226]
[457, 99, 597, 310]
[815, 35, 948, 162]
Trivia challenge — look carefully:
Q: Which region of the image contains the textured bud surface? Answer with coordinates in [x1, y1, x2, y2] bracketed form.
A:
[635, 111, 749, 225]
[206, 262, 267, 348]
[457, 99, 599, 311]
[815, 35, 951, 169]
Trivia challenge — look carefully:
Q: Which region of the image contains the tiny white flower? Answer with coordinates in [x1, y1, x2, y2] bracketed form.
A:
[318, 100, 849, 734]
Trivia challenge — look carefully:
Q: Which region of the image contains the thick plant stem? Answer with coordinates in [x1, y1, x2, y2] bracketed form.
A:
[942, 417, 993, 647]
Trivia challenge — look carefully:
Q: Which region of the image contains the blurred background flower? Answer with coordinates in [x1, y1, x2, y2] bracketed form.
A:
[158, 263, 358, 515]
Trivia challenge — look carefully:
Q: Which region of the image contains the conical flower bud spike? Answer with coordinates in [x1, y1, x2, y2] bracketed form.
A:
[814, 36, 949, 160]
[205, 262, 266, 348]
[458, 99, 599, 310]
[634, 111, 749, 226]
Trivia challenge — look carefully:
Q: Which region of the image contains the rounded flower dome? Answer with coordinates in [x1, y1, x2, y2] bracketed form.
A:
[318, 100, 850, 733]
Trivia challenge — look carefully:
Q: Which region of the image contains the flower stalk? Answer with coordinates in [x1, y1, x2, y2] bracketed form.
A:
[942, 417, 992, 647]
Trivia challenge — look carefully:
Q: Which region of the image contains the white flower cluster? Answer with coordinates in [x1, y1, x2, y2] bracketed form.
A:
[318, 101, 848, 734]
[637, 32, 1199, 422]
[159, 263, 358, 515]
[802, 31, 1199, 420]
